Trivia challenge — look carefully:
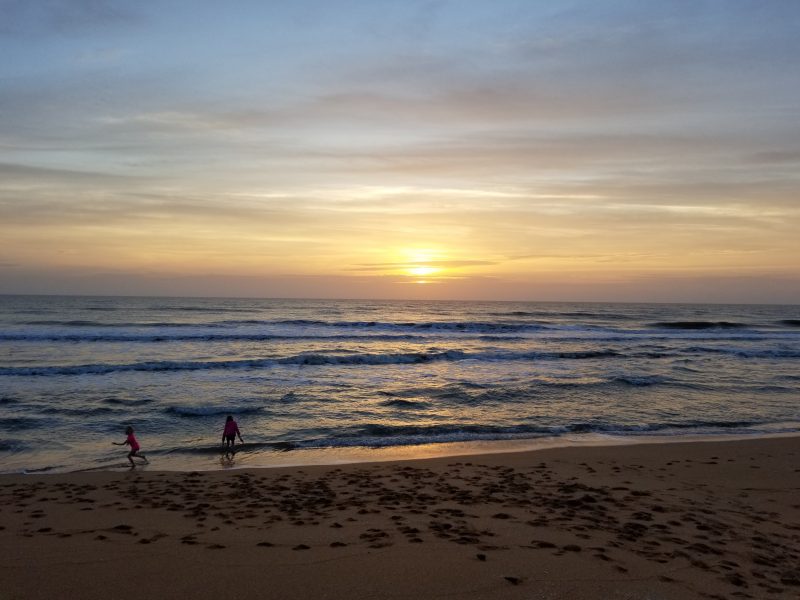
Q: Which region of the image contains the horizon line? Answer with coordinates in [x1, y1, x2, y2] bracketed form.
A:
[1, 292, 797, 308]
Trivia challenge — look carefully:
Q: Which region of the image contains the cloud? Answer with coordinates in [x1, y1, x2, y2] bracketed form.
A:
[1, 1, 799, 301]
[0, 161, 137, 182]
[347, 259, 496, 273]
[2, 0, 797, 202]
[0, 0, 144, 36]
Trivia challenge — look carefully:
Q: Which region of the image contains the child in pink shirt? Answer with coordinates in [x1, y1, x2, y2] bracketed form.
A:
[222, 415, 244, 451]
[113, 426, 149, 467]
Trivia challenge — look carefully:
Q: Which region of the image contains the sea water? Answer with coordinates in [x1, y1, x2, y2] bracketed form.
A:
[1, 295, 798, 473]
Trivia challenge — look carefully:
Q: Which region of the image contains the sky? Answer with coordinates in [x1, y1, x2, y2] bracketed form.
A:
[1, 0, 799, 303]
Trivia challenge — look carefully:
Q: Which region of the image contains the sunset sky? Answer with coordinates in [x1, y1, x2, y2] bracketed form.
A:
[1, 1, 799, 302]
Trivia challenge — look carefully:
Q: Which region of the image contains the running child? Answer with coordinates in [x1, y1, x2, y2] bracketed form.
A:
[113, 426, 149, 467]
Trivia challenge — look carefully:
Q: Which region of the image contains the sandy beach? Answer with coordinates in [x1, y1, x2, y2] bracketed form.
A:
[2, 436, 799, 599]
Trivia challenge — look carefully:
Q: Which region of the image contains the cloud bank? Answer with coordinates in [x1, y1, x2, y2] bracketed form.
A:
[1, 1, 798, 302]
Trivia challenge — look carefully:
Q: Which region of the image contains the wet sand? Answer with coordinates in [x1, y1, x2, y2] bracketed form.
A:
[2, 436, 799, 599]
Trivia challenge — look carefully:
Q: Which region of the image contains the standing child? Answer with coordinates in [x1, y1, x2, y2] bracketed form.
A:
[222, 415, 244, 451]
[113, 426, 148, 467]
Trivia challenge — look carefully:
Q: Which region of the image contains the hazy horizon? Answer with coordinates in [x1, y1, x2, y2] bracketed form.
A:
[1, 290, 798, 307]
[2, 1, 799, 304]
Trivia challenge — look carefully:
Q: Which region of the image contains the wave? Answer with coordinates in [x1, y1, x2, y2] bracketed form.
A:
[0, 417, 48, 431]
[278, 419, 783, 449]
[124, 418, 797, 457]
[653, 321, 748, 330]
[380, 399, 431, 409]
[277, 392, 302, 403]
[0, 332, 433, 343]
[23, 465, 68, 474]
[738, 349, 800, 358]
[0, 349, 620, 377]
[255, 319, 553, 334]
[161, 441, 300, 455]
[23, 320, 215, 328]
[413, 375, 666, 394]
[488, 310, 629, 320]
[12, 319, 796, 344]
[564, 374, 667, 387]
[612, 375, 665, 386]
[159, 426, 556, 453]
[551, 350, 618, 359]
[0, 439, 28, 452]
[146, 306, 255, 313]
[165, 405, 266, 417]
[4, 329, 792, 344]
[5, 339, 797, 377]
[39, 406, 118, 417]
[101, 397, 154, 406]
[559, 420, 761, 434]
[19, 318, 552, 334]
[682, 346, 800, 359]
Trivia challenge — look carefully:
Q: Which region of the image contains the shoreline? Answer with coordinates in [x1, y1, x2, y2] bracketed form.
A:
[12, 428, 799, 476]
[2, 435, 799, 599]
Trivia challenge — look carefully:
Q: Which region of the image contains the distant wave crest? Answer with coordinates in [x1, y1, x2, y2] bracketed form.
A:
[0, 348, 621, 377]
[165, 405, 266, 417]
[19, 317, 552, 334]
[0, 332, 430, 343]
[653, 321, 748, 330]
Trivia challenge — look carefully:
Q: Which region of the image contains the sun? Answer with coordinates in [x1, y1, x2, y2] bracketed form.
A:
[407, 265, 440, 277]
[398, 247, 445, 282]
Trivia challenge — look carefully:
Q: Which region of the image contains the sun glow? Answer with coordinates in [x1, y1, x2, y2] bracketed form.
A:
[407, 265, 440, 277]
[398, 247, 446, 281]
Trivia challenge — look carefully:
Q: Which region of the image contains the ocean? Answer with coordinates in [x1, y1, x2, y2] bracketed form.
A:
[1, 295, 798, 474]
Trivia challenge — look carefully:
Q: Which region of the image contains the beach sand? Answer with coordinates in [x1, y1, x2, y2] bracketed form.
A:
[2, 437, 799, 599]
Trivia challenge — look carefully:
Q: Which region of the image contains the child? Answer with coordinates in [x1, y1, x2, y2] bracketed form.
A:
[222, 415, 244, 451]
[113, 426, 149, 467]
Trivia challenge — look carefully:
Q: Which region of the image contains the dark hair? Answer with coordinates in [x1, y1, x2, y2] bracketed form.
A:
[226, 415, 233, 422]
[125, 426, 134, 435]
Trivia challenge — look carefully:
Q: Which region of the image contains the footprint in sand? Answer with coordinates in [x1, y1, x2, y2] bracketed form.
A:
[292, 544, 310, 550]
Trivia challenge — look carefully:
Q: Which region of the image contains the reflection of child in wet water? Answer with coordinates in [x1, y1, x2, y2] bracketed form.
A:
[113, 426, 148, 467]
[222, 415, 243, 451]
